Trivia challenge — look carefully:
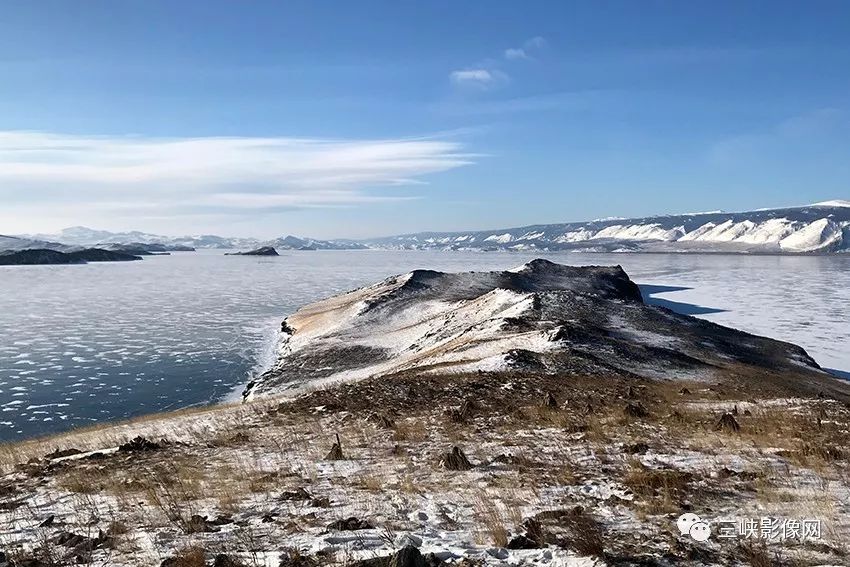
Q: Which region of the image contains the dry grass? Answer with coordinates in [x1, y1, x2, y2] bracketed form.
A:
[3, 371, 850, 566]
[622, 460, 692, 514]
[166, 545, 207, 567]
[391, 418, 428, 442]
[472, 493, 510, 547]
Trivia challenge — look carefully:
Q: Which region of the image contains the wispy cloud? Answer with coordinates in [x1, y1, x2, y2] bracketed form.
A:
[0, 131, 475, 232]
[503, 36, 547, 61]
[503, 48, 528, 61]
[450, 36, 545, 89]
[449, 69, 508, 88]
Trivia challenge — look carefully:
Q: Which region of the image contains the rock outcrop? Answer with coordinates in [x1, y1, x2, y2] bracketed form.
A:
[225, 246, 279, 256]
[0, 248, 142, 265]
[246, 259, 846, 400]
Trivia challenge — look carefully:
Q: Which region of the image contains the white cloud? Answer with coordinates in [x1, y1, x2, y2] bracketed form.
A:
[449, 68, 509, 89]
[450, 69, 495, 84]
[451, 36, 545, 89]
[0, 131, 474, 233]
[504, 48, 528, 61]
[504, 37, 546, 61]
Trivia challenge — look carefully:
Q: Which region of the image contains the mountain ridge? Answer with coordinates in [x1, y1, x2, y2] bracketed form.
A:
[362, 201, 850, 253]
[11, 200, 850, 254]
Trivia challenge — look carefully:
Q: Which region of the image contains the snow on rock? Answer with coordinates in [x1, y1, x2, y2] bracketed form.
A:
[364, 201, 850, 253]
[811, 199, 850, 208]
[779, 218, 843, 252]
[247, 259, 834, 399]
[592, 223, 684, 241]
[484, 233, 514, 243]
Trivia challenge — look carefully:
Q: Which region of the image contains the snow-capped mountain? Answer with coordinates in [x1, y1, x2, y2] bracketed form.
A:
[0, 234, 74, 252]
[364, 201, 850, 253]
[265, 235, 368, 251]
[12, 200, 850, 255]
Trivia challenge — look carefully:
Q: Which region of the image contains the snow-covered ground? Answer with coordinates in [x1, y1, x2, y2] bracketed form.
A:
[3, 374, 850, 566]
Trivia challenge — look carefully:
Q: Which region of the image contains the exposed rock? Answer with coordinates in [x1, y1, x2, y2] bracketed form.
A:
[542, 392, 558, 408]
[327, 517, 374, 531]
[325, 433, 345, 460]
[715, 413, 741, 433]
[209, 515, 234, 526]
[213, 554, 245, 567]
[624, 442, 650, 455]
[186, 515, 220, 533]
[449, 400, 474, 423]
[54, 530, 113, 554]
[388, 545, 427, 567]
[279, 487, 312, 501]
[310, 496, 331, 508]
[623, 402, 649, 419]
[45, 448, 82, 460]
[506, 534, 540, 549]
[118, 436, 161, 452]
[440, 446, 473, 471]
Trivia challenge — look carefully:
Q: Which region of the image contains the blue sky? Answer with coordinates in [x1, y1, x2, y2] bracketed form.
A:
[1, 1, 849, 238]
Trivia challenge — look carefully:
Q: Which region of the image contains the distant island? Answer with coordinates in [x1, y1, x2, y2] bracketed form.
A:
[225, 246, 279, 256]
[0, 248, 142, 266]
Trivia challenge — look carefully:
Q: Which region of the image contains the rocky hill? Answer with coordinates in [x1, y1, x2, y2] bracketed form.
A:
[246, 259, 845, 400]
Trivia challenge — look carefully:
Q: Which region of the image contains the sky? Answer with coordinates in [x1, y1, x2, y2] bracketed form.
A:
[1, 1, 849, 239]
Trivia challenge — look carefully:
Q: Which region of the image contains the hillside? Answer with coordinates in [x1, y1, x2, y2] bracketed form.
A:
[363, 201, 850, 254]
[247, 260, 844, 400]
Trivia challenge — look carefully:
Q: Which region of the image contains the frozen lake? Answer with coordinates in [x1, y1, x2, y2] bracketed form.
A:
[1, 250, 848, 441]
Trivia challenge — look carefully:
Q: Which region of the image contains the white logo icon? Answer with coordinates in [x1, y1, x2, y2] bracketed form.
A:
[690, 520, 712, 542]
[677, 513, 711, 542]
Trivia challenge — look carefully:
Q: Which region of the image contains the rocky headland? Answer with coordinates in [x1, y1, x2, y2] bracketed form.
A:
[0, 248, 143, 266]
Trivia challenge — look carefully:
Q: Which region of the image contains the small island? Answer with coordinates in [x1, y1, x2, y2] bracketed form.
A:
[225, 246, 279, 256]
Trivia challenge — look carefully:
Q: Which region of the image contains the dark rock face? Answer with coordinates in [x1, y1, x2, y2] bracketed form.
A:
[715, 413, 741, 433]
[389, 545, 427, 567]
[327, 517, 374, 531]
[68, 248, 143, 263]
[0, 248, 142, 265]
[440, 446, 473, 471]
[226, 246, 279, 256]
[118, 436, 161, 452]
